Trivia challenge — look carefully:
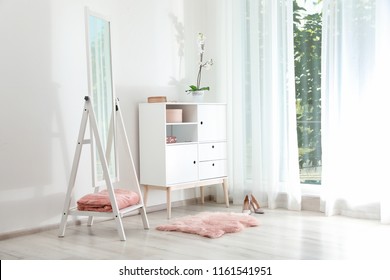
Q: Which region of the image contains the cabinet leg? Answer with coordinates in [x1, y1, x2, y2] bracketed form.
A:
[200, 186, 205, 204]
[143, 185, 149, 207]
[166, 187, 172, 219]
[223, 178, 229, 207]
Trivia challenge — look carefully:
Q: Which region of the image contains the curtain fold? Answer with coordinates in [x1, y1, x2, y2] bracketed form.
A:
[376, 0, 390, 224]
[229, 0, 301, 210]
[321, 0, 390, 223]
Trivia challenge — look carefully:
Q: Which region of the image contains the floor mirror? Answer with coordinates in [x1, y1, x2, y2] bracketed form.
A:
[85, 8, 118, 186]
[58, 8, 149, 241]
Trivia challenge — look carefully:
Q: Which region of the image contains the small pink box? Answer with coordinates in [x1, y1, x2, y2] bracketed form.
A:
[166, 109, 182, 123]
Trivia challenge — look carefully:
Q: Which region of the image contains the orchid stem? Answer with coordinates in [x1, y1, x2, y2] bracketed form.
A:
[197, 66, 202, 89]
[197, 52, 204, 89]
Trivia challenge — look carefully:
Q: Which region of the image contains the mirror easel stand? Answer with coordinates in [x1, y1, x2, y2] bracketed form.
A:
[58, 96, 149, 241]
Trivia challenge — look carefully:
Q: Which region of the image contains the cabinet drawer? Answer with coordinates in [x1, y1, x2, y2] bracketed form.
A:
[199, 160, 227, 180]
[198, 142, 227, 161]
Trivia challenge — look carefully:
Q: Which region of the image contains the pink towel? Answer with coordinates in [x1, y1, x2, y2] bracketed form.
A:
[77, 189, 140, 212]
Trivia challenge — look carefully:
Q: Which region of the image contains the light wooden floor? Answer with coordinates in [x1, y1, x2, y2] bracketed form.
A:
[1, 202, 390, 260]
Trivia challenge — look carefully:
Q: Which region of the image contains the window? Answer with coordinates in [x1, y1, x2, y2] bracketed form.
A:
[293, 0, 323, 184]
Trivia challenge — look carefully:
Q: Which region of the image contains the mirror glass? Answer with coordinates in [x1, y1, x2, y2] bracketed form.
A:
[85, 9, 117, 185]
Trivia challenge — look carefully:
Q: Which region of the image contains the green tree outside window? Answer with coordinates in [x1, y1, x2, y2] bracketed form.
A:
[294, 0, 322, 184]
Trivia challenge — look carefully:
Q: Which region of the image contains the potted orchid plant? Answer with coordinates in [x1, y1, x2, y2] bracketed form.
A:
[186, 33, 213, 97]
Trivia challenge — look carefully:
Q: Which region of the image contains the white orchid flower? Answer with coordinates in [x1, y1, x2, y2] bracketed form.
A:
[197, 32, 206, 43]
[186, 32, 214, 93]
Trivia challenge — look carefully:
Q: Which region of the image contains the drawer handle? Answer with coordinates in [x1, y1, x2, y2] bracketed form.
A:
[212, 145, 215, 149]
[212, 163, 215, 167]
[193, 161, 196, 164]
[200, 121, 203, 125]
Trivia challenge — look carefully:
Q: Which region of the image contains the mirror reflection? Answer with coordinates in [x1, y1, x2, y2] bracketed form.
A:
[86, 10, 117, 184]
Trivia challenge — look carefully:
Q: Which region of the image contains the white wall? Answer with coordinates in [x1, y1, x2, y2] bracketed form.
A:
[0, 0, 222, 235]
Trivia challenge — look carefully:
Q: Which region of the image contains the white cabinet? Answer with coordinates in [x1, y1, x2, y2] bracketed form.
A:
[139, 102, 229, 218]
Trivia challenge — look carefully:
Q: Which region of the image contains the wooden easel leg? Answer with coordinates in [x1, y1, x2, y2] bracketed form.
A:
[59, 180, 76, 237]
[58, 105, 89, 238]
[139, 207, 150, 229]
[58, 208, 69, 237]
[140, 185, 150, 229]
[90, 102, 126, 241]
[114, 215, 126, 241]
[117, 99, 150, 229]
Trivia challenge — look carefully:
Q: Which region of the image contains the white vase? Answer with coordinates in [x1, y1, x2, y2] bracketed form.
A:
[191, 90, 205, 103]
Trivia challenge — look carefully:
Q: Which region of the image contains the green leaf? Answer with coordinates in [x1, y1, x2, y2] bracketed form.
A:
[185, 85, 210, 93]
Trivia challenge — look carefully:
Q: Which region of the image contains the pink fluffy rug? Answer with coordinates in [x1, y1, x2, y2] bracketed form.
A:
[156, 212, 259, 238]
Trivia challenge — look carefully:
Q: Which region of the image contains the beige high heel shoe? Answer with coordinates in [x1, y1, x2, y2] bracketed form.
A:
[250, 194, 264, 214]
[242, 195, 251, 214]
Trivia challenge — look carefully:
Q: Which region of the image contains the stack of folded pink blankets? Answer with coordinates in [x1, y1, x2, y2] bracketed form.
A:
[77, 189, 140, 212]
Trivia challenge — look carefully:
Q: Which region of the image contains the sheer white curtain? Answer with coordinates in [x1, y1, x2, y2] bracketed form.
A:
[321, 0, 390, 223]
[228, 0, 301, 210]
